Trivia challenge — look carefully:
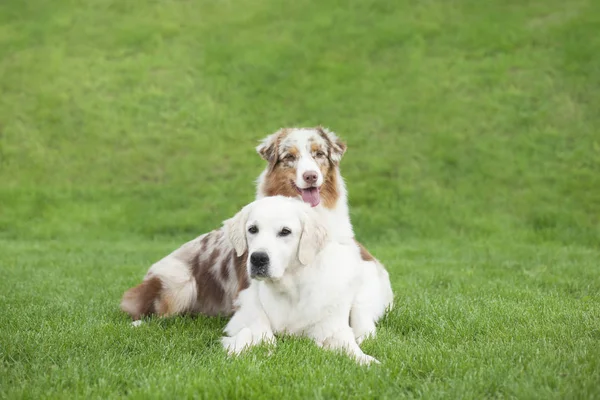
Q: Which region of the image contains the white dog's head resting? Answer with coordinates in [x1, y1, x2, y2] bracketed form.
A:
[224, 196, 329, 280]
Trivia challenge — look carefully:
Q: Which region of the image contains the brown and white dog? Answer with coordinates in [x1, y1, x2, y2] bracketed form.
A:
[121, 127, 392, 341]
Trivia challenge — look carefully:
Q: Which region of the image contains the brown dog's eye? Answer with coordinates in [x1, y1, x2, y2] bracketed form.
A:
[315, 151, 326, 158]
[248, 225, 258, 234]
[283, 154, 296, 162]
[278, 228, 292, 237]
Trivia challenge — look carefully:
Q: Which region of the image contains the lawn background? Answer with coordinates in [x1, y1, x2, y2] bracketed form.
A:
[1, 0, 599, 398]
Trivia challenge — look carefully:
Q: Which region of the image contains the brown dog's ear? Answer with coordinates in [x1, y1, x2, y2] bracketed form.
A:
[297, 210, 329, 265]
[223, 203, 253, 256]
[256, 128, 287, 164]
[316, 126, 346, 164]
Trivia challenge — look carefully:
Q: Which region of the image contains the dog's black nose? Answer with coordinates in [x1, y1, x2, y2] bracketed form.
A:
[250, 251, 270, 277]
[250, 251, 269, 267]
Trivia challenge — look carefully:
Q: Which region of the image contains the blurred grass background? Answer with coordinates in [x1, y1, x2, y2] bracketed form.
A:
[1, 0, 598, 245]
[1, 0, 599, 398]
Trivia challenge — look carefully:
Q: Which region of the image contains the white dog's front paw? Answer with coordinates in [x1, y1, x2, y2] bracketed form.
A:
[221, 327, 254, 355]
[357, 353, 380, 366]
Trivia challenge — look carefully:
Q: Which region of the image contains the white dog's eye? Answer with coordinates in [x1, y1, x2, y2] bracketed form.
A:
[248, 225, 258, 234]
[278, 228, 292, 237]
[315, 151, 326, 158]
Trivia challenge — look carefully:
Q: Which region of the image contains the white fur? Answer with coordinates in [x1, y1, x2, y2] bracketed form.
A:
[221, 196, 389, 365]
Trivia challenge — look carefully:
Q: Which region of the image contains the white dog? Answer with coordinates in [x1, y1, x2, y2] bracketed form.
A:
[221, 196, 392, 365]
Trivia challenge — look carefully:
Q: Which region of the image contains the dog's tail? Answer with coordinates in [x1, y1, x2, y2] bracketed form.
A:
[120, 276, 162, 320]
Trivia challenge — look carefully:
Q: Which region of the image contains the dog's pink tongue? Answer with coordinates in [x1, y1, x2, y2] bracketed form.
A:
[301, 188, 320, 207]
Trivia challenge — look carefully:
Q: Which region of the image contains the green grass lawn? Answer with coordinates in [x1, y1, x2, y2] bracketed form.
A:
[1, 0, 599, 398]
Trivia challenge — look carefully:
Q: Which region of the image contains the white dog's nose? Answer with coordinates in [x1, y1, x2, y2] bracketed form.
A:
[250, 252, 269, 267]
[250, 251, 270, 277]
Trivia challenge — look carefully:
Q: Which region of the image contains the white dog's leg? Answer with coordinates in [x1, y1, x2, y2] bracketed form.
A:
[319, 327, 380, 366]
[351, 259, 393, 344]
[221, 287, 275, 355]
[350, 306, 377, 345]
[221, 327, 254, 355]
[221, 324, 275, 355]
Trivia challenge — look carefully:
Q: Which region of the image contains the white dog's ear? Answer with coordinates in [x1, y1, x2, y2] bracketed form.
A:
[223, 204, 252, 256]
[316, 126, 346, 164]
[298, 211, 329, 265]
[256, 128, 287, 164]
